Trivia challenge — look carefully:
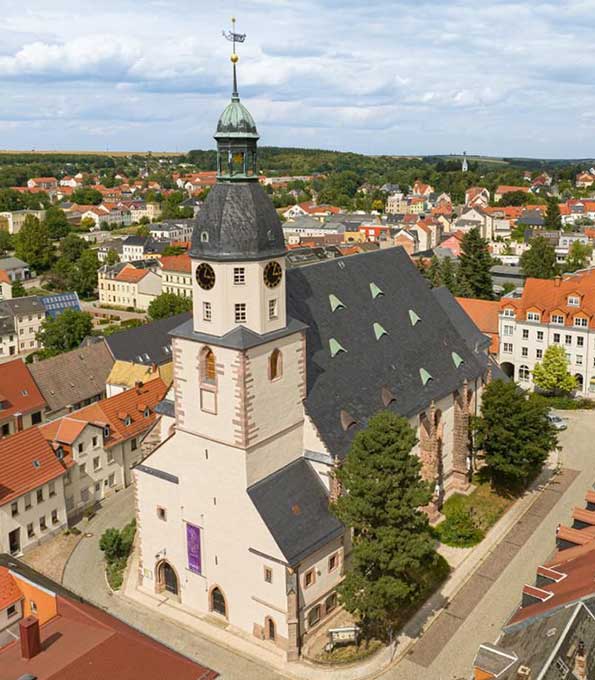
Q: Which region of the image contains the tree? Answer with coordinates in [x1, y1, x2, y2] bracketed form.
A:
[440, 257, 458, 295]
[147, 292, 192, 320]
[544, 197, 562, 229]
[332, 412, 439, 639]
[520, 237, 557, 279]
[99, 528, 123, 562]
[0, 230, 12, 256]
[68, 249, 100, 298]
[427, 255, 442, 287]
[14, 215, 54, 270]
[565, 241, 592, 273]
[473, 380, 557, 486]
[457, 228, 493, 299]
[36, 309, 93, 358]
[498, 190, 529, 207]
[162, 245, 185, 256]
[43, 206, 70, 239]
[61, 233, 88, 263]
[136, 224, 150, 238]
[532, 345, 578, 395]
[105, 249, 120, 265]
[11, 280, 26, 297]
[79, 216, 96, 232]
[71, 187, 103, 205]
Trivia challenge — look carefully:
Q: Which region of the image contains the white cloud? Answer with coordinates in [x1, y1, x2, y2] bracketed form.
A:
[0, 0, 594, 155]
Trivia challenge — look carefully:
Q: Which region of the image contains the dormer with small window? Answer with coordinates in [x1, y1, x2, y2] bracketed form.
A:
[526, 311, 541, 323]
[573, 314, 589, 329]
[501, 307, 516, 318]
[550, 312, 565, 325]
[567, 294, 581, 307]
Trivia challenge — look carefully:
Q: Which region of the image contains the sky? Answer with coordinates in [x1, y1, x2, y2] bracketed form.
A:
[1, 0, 595, 157]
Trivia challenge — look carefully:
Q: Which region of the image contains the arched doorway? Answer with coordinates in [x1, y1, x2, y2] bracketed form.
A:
[210, 586, 227, 617]
[265, 616, 276, 641]
[156, 560, 178, 596]
[501, 362, 514, 379]
[575, 373, 584, 391]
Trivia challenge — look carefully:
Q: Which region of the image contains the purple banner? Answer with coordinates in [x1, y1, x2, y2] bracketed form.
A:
[186, 523, 202, 574]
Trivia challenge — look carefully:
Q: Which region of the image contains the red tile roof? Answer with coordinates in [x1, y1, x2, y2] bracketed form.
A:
[500, 269, 595, 329]
[0, 588, 218, 680]
[0, 359, 46, 418]
[456, 297, 500, 354]
[0, 428, 69, 506]
[0, 567, 21, 610]
[40, 417, 90, 446]
[70, 378, 167, 449]
[160, 254, 191, 273]
[0, 270, 10, 284]
[115, 268, 148, 284]
[495, 185, 529, 195]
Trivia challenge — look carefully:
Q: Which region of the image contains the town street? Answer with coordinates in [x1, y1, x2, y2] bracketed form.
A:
[62, 410, 593, 680]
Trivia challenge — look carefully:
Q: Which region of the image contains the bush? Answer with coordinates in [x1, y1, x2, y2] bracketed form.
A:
[533, 394, 595, 411]
[436, 506, 484, 547]
[99, 528, 123, 562]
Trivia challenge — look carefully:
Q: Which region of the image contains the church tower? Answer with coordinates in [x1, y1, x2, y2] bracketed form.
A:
[461, 151, 469, 173]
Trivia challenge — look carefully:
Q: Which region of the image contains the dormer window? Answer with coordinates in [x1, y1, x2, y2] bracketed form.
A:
[527, 312, 541, 322]
[574, 317, 588, 328]
[103, 425, 110, 439]
[551, 314, 565, 325]
[502, 308, 515, 318]
[568, 296, 580, 307]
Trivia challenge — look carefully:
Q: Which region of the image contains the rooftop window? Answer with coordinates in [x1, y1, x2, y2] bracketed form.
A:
[369, 282, 384, 299]
[409, 310, 421, 326]
[419, 368, 432, 386]
[373, 322, 388, 340]
[451, 352, 464, 368]
[328, 294, 345, 312]
[329, 338, 347, 358]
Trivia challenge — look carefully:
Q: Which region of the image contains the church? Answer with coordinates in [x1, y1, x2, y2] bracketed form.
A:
[133, 49, 493, 661]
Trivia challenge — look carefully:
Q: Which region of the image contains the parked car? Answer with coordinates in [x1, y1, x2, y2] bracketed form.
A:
[547, 413, 567, 431]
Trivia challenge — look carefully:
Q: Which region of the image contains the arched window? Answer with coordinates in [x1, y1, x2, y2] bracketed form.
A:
[265, 616, 276, 641]
[519, 365, 530, 382]
[201, 347, 216, 385]
[269, 349, 282, 381]
[210, 587, 227, 618]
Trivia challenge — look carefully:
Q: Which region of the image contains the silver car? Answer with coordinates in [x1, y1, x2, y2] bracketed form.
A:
[547, 413, 567, 431]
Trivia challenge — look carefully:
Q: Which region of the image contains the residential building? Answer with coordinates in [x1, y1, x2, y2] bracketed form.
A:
[98, 262, 162, 311]
[130, 201, 161, 223]
[0, 256, 32, 281]
[27, 177, 57, 192]
[0, 270, 12, 301]
[28, 343, 114, 420]
[386, 192, 408, 214]
[0, 314, 17, 357]
[0, 427, 68, 556]
[411, 180, 434, 197]
[282, 202, 341, 220]
[0, 210, 46, 235]
[0, 296, 45, 354]
[465, 187, 490, 208]
[106, 361, 172, 397]
[0, 359, 46, 437]
[121, 235, 168, 262]
[134, 76, 491, 661]
[97, 239, 124, 263]
[150, 220, 195, 242]
[576, 171, 595, 189]
[0, 557, 219, 679]
[452, 207, 494, 240]
[472, 490, 595, 680]
[494, 185, 530, 202]
[497, 269, 595, 395]
[161, 253, 192, 298]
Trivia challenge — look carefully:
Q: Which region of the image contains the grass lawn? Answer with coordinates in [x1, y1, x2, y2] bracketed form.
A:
[436, 476, 516, 548]
[316, 639, 383, 665]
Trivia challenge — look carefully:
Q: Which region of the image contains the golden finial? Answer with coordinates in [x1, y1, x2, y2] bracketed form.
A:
[231, 53, 239, 64]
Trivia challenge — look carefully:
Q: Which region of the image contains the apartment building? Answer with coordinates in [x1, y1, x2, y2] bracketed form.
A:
[0, 359, 46, 437]
[0, 297, 45, 354]
[160, 253, 192, 298]
[98, 262, 162, 311]
[497, 270, 595, 396]
[0, 211, 46, 235]
[0, 428, 68, 556]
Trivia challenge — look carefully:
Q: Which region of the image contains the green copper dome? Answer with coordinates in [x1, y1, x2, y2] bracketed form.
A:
[215, 96, 259, 139]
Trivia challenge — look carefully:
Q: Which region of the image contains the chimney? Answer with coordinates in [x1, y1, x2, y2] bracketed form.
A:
[517, 666, 531, 680]
[574, 639, 587, 680]
[19, 616, 41, 660]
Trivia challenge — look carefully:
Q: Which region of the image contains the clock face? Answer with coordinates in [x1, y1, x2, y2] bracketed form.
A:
[263, 261, 283, 288]
[196, 263, 216, 290]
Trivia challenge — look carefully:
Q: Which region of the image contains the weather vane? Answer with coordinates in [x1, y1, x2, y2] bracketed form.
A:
[222, 17, 246, 97]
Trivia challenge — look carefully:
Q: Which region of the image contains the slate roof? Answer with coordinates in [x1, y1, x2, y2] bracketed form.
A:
[247, 458, 344, 566]
[0, 296, 44, 317]
[104, 313, 191, 365]
[29, 343, 113, 414]
[286, 248, 488, 458]
[0, 257, 29, 271]
[189, 182, 286, 262]
[432, 288, 491, 354]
